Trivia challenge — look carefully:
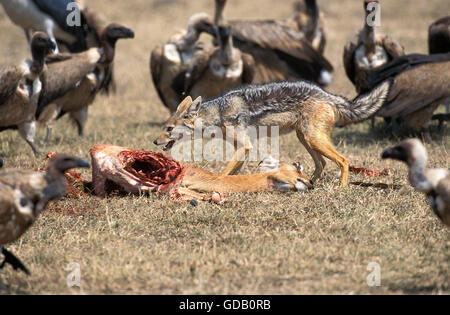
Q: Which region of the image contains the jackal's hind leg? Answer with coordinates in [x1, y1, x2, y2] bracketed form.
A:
[311, 138, 349, 187]
[297, 131, 326, 183]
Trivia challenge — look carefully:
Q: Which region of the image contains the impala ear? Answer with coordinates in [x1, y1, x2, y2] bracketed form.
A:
[293, 162, 303, 173]
[188, 96, 202, 114]
[177, 96, 193, 113]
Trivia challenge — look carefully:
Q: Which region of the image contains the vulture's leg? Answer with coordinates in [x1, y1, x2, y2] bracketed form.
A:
[421, 129, 433, 144]
[23, 28, 31, 47]
[70, 107, 88, 137]
[37, 103, 60, 144]
[18, 121, 40, 157]
[0, 247, 30, 275]
[390, 117, 400, 136]
[44, 125, 53, 144]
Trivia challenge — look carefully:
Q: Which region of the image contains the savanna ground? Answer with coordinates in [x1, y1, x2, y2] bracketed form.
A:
[0, 0, 449, 294]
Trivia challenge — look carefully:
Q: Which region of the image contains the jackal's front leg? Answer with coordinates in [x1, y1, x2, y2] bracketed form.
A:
[221, 130, 253, 176]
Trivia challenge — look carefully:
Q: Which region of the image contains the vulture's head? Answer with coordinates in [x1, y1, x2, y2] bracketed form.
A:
[47, 154, 90, 174]
[30, 32, 56, 61]
[177, 13, 215, 51]
[381, 138, 427, 167]
[101, 23, 135, 44]
[364, 0, 379, 12]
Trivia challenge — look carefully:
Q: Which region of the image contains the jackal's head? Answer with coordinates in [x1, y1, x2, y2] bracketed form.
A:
[153, 96, 202, 151]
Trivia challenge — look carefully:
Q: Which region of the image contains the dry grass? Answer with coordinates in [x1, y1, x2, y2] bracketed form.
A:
[0, 0, 449, 294]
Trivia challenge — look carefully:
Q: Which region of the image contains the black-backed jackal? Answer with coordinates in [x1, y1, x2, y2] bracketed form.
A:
[154, 80, 391, 187]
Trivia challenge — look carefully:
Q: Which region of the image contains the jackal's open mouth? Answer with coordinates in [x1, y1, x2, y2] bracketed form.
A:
[163, 140, 176, 151]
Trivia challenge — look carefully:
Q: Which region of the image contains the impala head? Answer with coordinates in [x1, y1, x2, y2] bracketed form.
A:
[259, 157, 314, 192]
[381, 138, 427, 167]
[153, 96, 202, 151]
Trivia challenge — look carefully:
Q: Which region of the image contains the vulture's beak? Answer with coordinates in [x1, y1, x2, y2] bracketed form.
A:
[74, 158, 91, 169]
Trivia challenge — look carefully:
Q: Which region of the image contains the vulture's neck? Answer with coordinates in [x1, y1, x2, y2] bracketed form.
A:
[408, 157, 433, 193]
[31, 50, 46, 78]
[363, 23, 376, 57]
[220, 36, 235, 66]
[100, 38, 116, 65]
[43, 167, 68, 201]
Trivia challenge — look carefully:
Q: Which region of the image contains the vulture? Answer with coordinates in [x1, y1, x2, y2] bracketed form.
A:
[0, 32, 56, 157]
[150, 13, 216, 113]
[428, 16, 450, 114]
[367, 53, 450, 138]
[36, 24, 135, 143]
[0, 154, 90, 274]
[343, 0, 405, 94]
[286, 0, 327, 54]
[382, 139, 450, 228]
[213, 0, 333, 86]
[0, 0, 89, 53]
[0, 0, 116, 94]
[184, 25, 255, 100]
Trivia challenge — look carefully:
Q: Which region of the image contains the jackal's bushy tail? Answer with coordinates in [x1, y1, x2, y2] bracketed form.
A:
[336, 80, 392, 126]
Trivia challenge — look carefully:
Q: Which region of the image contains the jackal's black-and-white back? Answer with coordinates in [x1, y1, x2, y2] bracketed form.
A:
[199, 80, 392, 126]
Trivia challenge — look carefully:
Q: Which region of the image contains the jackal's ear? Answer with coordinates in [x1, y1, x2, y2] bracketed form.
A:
[188, 96, 202, 114]
[177, 96, 193, 113]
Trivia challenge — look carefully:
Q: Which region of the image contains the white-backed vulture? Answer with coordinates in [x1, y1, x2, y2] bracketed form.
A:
[0, 154, 90, 274]
[0, 0, 90, 53]
[36, 24, 135, 142]
[286, 0, 326, 54]
[367, 53, 450, 137]
[213, 0, 333, 86]
[382, 139, 450, 228]
[150, 13, 216, 113]
[0, 32, 55, 157]
[343, 0, 405, 94]
[185, 25, 255, 100]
